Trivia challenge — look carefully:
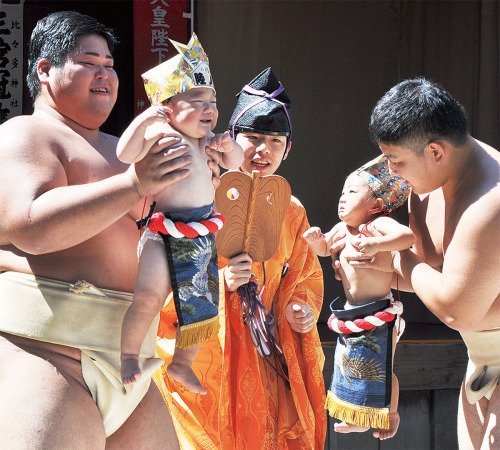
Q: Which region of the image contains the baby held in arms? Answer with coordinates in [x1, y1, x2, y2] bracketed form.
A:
[118, 34, 243, 394]
[304, 155, 413, 440]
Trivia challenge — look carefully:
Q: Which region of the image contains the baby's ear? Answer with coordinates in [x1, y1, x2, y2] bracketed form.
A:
[160, 106, 173, 122]
[375, 197, 385, 211]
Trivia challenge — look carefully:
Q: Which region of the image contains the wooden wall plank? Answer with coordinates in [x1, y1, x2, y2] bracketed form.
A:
[432, 389, 460, 450]
[380, 391, 431, 449]
[394, 342, 467, 391]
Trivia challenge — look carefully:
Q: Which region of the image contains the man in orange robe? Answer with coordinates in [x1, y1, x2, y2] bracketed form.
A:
[153, 67, 326, 449]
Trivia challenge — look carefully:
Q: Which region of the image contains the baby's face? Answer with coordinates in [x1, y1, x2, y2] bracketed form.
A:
[338, 174, 377, 226]
[167, 87, 218, 138]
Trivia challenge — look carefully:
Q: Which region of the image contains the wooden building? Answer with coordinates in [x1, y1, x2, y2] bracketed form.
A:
[3, 0, 498, 448]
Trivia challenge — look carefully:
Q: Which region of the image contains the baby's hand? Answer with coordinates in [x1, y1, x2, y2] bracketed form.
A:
[351, 235, 379, 257]
[208, 133, 244, 170]
[138, 105, 169, 127]
[303, 227, 325, 245]
[209, 133, 237, 153]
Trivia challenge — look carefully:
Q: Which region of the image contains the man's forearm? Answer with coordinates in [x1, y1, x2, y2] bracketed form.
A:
[390, 267, 413, 292]
[394, 249, 451, 322]
[5, 173, 142, 254]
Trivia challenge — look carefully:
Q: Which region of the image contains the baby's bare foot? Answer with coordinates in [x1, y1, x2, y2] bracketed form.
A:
[167, 362, 207, 395]
[373, 412, 400, 440]
[334, 421, 369, 433]
[121, 357, 142, 385]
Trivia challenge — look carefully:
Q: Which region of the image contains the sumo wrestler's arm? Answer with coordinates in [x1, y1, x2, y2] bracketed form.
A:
[0, 118, 191, 254]
[394, 197, 500, 331]
[351, 216, 415, 257]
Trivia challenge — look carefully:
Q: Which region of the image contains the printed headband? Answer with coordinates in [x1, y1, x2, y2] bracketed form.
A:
[355, 155, 411, 212]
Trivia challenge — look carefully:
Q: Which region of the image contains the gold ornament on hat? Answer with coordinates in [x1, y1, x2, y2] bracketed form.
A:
[142, 33, 214, 106]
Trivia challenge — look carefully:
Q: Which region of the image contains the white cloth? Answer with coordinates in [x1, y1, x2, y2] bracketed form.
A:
[0, 271, 163, 436]
[461, 328, 500, 403]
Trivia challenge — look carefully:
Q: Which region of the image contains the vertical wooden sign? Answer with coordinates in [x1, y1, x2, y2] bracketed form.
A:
[133, 0, 190, 116]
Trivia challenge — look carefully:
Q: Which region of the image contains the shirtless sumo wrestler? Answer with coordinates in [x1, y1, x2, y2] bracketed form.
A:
[0, 11, 220, 449]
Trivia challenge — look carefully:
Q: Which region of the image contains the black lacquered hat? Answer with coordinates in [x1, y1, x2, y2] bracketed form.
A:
[228, 67, 292, 142]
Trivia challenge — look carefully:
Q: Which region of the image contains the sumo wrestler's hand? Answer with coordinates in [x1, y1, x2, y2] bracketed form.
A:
[205, 146, 222, 189]
[329, 229, 347, 281]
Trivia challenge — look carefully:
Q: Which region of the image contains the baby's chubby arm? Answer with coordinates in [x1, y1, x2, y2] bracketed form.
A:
[351, 216, 415, 257]
[303, 224, 340, 257]
[303, 227, 328, 257]
[117, 106, 169, 164]
[207, 133, 244, 170]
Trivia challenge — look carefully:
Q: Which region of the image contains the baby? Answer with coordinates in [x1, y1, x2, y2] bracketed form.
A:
[118, 34, 243, 394]
[303, 155, 414, 439]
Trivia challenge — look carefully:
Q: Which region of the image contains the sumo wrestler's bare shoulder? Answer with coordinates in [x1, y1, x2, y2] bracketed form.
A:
[0, 113, 79, 161]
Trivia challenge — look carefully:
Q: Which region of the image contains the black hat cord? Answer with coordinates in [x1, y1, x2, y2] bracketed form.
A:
[230, 83, 293, 149]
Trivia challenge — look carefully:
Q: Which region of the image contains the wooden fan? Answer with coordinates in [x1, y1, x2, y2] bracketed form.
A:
[215, 170, 291, 262]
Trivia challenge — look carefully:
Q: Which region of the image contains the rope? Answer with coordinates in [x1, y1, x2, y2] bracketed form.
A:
[238, 265, 291, 389]
[147, 211, 225, 238]
[327, 300, 403, 334]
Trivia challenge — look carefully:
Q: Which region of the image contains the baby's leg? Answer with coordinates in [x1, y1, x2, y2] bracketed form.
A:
[335, 377, 399, 436]
[373, 326, 400, 439]
[121, 239, 170, 385]
[167, 327, 206, 395]
[334, 422, 369, 433]
[372, 372, 400, 439]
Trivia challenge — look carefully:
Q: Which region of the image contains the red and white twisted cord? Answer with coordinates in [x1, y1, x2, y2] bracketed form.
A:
[327, 300, 403, 334]
[148, 211, 225, 239]
[147, 211, 225, 238]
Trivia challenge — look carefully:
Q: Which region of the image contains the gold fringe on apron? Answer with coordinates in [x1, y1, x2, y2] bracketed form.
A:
[325, 392, 390, 430]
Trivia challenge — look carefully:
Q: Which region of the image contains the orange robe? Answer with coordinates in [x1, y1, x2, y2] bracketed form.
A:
[153, 196, 326, 449]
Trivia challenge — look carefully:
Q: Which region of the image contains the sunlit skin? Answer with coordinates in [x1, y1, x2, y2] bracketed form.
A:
[383, 138, 500, 448]
[304, 172, 415, 439]
[237, 132, 289, 177]
[329, 140, 447, 279]
[338, 174, 379, 227]
[0, 28, 223, 448]
[166, 87, 218, 139]
[328, 74, 500, 446]
[117, 87, 243, 392]
[379, 142, 444, 195]
[45, 35, 118, 130]
[331, 135, 500, 447]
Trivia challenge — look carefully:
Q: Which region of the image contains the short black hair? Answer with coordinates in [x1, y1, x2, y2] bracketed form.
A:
[369, 78, 469, 154]
[27, 11, 118, 103]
